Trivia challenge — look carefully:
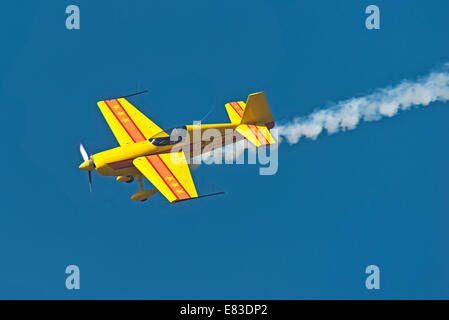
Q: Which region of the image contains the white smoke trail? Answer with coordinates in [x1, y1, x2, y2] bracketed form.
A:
[192, 65, 449, 165]
[278, 65, 449, 144]
[194, 139, 248, 165]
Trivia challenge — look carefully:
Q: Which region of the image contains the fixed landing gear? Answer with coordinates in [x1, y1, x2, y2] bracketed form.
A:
[130, 174, 158, 202]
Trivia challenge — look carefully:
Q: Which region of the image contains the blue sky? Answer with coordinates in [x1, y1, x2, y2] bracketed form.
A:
[0, 0, 448, 299]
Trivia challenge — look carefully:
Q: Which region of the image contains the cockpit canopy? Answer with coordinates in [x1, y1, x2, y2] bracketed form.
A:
[149, 126, 188, 146]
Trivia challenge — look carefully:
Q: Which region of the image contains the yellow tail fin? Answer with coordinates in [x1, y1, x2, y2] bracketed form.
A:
[225, 92, 276, 147]
[241, 92, 274, 127]
[225, 92, 275, 128]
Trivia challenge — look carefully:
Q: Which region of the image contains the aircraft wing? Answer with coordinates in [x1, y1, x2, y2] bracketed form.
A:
[133, 152, 199, 203]
[97, 98, 164, 146]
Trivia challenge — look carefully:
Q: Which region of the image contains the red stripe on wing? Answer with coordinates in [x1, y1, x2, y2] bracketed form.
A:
[145, 155, 191, 200]
[229, 102, 244, 118]
[247, 125, 269, 145]
[104, 99, 146, 142]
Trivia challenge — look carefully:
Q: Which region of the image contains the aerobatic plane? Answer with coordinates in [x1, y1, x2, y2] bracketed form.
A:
[79, 92, 276, 203]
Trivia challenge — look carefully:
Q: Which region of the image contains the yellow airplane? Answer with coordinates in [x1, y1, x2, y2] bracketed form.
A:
[79, 92, 276, 203]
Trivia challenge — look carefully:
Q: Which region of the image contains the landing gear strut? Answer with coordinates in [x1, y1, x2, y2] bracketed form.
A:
[130, 174, 158, 202]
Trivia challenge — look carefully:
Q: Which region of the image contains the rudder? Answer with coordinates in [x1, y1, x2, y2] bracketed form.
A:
[241, 92, 274, 128]
[225, 92, 275, 129]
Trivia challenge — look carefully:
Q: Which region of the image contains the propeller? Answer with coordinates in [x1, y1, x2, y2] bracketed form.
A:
[88, 171, 92, 193]
[79, 143, 94, 192]
[80, 143, 89, 162]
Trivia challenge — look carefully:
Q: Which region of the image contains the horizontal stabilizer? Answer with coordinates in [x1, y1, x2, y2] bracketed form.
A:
[225, 101, 246, 124]
[236, 124, 276, 147]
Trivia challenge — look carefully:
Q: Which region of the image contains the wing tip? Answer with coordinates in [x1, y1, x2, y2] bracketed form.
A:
[173, 192, 225, 203]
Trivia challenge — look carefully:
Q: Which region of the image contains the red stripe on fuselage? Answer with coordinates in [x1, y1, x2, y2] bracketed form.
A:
[107, 159, 134, 170]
